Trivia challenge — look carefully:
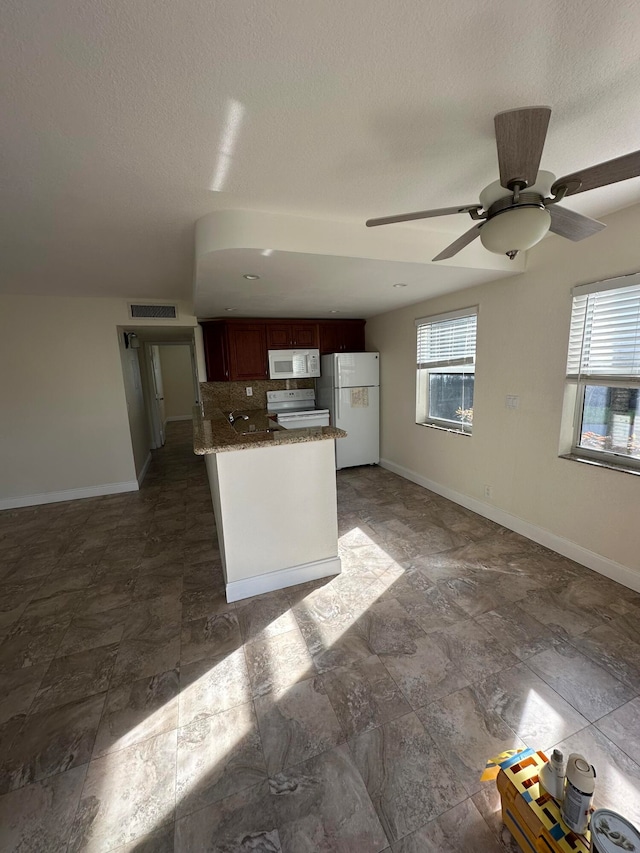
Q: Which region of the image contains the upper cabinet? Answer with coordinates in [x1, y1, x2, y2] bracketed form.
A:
[201, 321, 230, 381]
[266, 322, 319, 349]
[317, 319, 366, 354]
[227, 323, 268, 380]
[200, 317, 366, 381]
[201, 320, 268, 382]
[291, 323, 319, 348]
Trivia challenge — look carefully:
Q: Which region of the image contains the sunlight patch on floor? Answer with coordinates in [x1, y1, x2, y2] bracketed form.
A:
[289, 526, 404, 644]
[517, 689, 564, 744]
[93, 656, 252, 843]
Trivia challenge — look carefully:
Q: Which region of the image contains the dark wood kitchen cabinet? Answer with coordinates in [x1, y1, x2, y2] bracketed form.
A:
[265, 322, 318, 349]
[201, 321, 230, 381]
[317, 319, 366, 354]
[200, 317, 366, 381]
[201, 320, 268, 381]
[227, 323, 268, 380]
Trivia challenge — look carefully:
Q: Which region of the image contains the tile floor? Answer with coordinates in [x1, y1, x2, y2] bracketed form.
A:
[1, 422, 639, 852]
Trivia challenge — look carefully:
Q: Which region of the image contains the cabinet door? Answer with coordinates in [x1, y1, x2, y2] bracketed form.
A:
[341, 320, 366, 352]
[266, 324, 292, 349]
[292, 323, 319, 348]
[318, 320, 365, 354]
[227, 323, 268, 380]
[318, 322, 342, 355]
[201, 322, 229, 381]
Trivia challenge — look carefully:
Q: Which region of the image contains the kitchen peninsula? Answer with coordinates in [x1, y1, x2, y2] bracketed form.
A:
[194, 404, 346, 602]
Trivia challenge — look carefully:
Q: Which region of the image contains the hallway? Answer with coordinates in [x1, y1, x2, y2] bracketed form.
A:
[1, 422, 639, 851]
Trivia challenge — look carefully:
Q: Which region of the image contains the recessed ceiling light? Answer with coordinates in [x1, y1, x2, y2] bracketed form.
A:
[329, 310, 340, 314]
[393, 283, 408, 288]
[243, 274, 260, 280]
[261, 249, 273, 257]
[225, 307, 237, 312]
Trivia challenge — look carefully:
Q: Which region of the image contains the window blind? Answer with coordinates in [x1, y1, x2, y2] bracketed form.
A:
[567, 283, 640, 379]
[416, 308, 477, 369]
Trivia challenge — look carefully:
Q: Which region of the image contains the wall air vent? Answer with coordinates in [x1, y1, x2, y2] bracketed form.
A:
[128, 303, 178, 320]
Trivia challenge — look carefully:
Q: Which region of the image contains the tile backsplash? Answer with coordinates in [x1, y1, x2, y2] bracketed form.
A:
[200, 379, 314, 411]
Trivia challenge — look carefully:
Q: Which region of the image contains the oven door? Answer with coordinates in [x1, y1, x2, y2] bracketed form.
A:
[277, 410, 331, 429]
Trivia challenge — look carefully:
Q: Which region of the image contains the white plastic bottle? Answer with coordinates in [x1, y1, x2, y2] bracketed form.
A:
[540, 748, 565, 800]
[561, 753, 596, 835]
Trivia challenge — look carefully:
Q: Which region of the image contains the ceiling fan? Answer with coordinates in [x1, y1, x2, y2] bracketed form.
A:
[366, 106, 640, 261]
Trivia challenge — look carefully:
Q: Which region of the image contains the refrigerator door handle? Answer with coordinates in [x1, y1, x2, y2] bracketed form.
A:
[337, 356, 342, 420]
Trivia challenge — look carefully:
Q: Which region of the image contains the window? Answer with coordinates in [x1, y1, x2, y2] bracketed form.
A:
[415, 307, 477, 434]
[566, 274, 640, 470]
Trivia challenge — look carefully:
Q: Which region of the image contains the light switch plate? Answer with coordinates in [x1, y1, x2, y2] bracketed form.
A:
[505, 395, 519, 409]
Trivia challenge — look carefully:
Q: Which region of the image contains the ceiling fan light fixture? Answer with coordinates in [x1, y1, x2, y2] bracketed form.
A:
[480, 205, 551, 256]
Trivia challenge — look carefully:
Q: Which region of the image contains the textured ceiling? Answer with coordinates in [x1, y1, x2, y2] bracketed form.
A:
[3, 0, 640, 311]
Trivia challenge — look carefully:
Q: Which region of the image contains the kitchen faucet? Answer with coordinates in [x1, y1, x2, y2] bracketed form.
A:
[228, 411, 250, 424]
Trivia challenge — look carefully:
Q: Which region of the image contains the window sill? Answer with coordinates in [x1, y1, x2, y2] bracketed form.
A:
[416, 421, 471, 437]
[559, 453, 640, 477]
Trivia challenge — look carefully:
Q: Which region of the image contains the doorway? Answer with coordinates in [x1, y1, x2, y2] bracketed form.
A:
[118, 328, 200, 482]
[148, 345, 166, 448]
[145, 341, 199, 448]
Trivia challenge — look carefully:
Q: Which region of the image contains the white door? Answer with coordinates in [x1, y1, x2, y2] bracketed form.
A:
[150, 345, 166, 447]
[335, 385, 380, 468]
[337, 352, 379, 388]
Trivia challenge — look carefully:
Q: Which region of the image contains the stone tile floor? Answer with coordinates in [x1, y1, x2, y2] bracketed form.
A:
[1, 421, 639, 851]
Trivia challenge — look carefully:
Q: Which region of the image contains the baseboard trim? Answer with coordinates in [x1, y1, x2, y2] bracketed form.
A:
[0, 480, 140, 510]
[164, 415, 193, 423]
[379, 457, 640, 593]
[137, 453, 152, 488]
[226, 555, 342, 603]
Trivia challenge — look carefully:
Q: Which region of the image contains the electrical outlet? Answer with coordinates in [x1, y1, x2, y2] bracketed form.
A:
[246, 387, 253, 397]
[484, 485, 493, 499]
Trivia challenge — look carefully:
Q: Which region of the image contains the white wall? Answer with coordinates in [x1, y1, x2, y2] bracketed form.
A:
[158, 345, 194, 420]
[0, 295, 197, 507]
[366, 203, 640, 586]
[205, 440, 340, 601]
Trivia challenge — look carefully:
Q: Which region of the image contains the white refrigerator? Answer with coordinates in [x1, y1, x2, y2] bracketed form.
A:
[317, 352, 380, 469]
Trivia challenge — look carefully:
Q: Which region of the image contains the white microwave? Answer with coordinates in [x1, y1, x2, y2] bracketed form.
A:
[268, 348, 321, 379]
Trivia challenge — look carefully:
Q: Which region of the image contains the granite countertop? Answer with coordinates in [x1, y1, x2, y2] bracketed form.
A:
[193, 404, 347, 455]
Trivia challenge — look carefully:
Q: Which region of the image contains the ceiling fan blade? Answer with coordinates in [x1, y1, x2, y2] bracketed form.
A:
[551, 150, 640, 197]
[432, 222, 483, 261]
[548, 205, 606, 241]
[366, 205, 480, 227]
[494, 106, 551, 190]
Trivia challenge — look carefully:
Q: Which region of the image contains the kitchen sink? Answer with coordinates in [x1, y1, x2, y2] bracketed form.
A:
[227, 410, 284, 435]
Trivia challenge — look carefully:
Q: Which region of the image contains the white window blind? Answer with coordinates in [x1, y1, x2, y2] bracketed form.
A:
[567, 283, 640, 379]
[416, 307, 477, 368]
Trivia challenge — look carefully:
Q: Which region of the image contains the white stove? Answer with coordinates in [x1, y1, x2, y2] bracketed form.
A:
[266, 389, 330, 429]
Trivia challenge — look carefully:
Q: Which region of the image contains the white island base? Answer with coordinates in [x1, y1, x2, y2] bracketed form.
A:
[204, 439, 341, 603]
